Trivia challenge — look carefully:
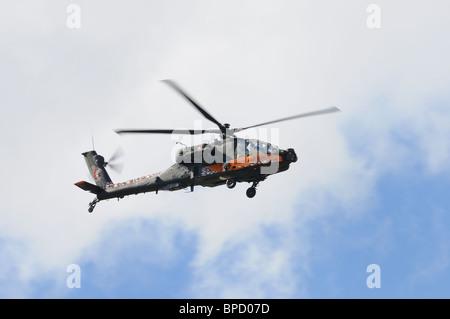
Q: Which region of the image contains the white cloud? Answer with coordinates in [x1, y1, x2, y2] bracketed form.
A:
[1, 0, 450, 298]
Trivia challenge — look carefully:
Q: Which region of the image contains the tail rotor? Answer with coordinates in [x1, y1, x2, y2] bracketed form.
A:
[105, 146, 125, 174]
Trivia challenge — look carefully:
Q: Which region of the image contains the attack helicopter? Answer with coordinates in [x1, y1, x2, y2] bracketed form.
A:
[75, 80, 340, 212]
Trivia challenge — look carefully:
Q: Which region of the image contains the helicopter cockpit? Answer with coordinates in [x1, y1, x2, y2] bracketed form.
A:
[175, 137, 278, 164]
[235, 138, 276, 158]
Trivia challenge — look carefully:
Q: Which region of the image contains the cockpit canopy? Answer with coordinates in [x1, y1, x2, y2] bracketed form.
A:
[175, 137, 278, 164]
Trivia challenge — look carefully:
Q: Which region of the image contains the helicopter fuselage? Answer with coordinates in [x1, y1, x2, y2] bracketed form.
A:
[95, 137, 297, 201]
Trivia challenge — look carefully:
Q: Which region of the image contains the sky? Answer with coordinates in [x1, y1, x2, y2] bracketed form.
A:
[1, 0, 450, 298]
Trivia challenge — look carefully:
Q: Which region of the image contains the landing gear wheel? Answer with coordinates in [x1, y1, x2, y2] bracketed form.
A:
[246, 187, 256, 198]
[226, 179, 236, 189]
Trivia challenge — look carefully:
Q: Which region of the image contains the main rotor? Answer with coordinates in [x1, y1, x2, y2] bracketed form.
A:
[115, 79, 341, 139]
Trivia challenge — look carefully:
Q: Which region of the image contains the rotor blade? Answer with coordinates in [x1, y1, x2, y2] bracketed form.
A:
[236, 106, 341, 131]
[108, 146, 124, 163]
[162, 79, 225, 131]
[107, 162, 124, 174]
[115, 129, 213, 135]
[104, 147, 125, 174]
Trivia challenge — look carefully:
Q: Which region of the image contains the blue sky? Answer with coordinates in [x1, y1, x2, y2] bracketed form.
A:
[1, 0, 450, 299]
[304, 171, 450, 298]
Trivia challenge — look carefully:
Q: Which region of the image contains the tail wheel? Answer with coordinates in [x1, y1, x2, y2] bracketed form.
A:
[246, 187, 256, 198]
[88, 198, 99, 213]
[226, 179, 237, 189]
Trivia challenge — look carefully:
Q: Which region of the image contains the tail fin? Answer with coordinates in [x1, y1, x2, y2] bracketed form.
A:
[82, 150, 113, 189]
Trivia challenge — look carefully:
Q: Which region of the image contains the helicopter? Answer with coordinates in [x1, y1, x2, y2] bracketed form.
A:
[75, 80, 340, 212]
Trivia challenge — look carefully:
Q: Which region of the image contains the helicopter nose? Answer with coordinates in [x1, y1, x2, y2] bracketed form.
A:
[284, 148, 298, 163]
